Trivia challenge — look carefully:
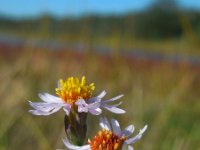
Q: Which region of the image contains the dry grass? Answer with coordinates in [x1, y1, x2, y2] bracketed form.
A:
[0, 48, 200, 150]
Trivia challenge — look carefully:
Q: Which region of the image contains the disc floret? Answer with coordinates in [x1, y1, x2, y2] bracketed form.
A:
[88, 129, 126, 150]
[55, 76, 95, 105]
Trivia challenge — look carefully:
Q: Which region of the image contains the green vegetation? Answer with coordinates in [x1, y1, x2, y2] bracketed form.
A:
[0, 1, 200, 149]
[1, 0, 200, 55]
[0, 49, 199, 150]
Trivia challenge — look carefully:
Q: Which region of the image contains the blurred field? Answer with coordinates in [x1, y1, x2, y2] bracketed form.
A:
[0, 45, 200, 150]
[1, 1, 200, 149]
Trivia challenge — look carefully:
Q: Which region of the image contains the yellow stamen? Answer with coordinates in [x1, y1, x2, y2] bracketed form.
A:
[55, 76, 95, 105]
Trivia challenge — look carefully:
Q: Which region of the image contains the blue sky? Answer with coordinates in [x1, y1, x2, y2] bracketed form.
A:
[0, 0, 200, 19]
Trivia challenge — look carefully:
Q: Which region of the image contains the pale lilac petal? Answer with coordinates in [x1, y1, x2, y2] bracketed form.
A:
[88, 102, 101, 109]
[78, 106, 88, 113]
[29, 90, 71, 116]
[29, 101, 53, 112]
[29, 110, 50, 115]
[88, 91, 106, 103]
[124, 125, 148, 145]
[108, 101, 123, 107]
[88, 92, 125, 115]
[88, 108, 102, 115]
[102, 94, 123, 104]
[99, 117, 111, 130]
[111, 119, 121, 135]
[103, 104, 126, 114]
[122, 145, 134, 150]
[88, 101, 102, 115]
[97, 90, 106, 99]
[29, 100, 64, 115]
[121, 125, 135, 138]
[78, 105, 88, 113]
[128, 145, 134, 150]
[42, 106, 62, 114]
[29, 101, 65, 112]
[63, 108, 70, 116]
[87, 97, 100, 104]
[75, 99, 86, 105]
[38, 93, 63, 103]
[76, 99, 89, 113]
[63, 104, 71, 116]
[63, 138, 90, 150]
[76, 99, 102, 115]
[29, 106, 61, 115]
[140, 125, 148, 134]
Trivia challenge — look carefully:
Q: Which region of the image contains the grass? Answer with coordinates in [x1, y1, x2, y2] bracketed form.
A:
[1, 29, 200, 56]
[0, 47, 200, 150]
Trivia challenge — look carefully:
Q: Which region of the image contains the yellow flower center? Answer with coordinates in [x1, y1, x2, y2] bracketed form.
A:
[88, 129, 126, 150]
[55, 76, 95, 105]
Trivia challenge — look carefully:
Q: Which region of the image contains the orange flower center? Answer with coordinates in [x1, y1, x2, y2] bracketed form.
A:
[88, 129, 126, 150]
[55, 76, 95, 105]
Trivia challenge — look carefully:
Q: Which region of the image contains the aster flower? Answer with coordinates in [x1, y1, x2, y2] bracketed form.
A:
[63, 117, 148, 150]
[29, 76, 126, 145]
[29, 76, 125, 116]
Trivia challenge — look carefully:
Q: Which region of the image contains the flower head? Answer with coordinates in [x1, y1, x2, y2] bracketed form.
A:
[63, 117, 148, 150]
[56, 76, 95, 105]
[28, 76, 125, 116]
[88, 129, 126, 150]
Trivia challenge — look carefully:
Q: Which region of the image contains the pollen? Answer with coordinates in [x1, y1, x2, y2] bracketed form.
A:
[55, 76, 95, 105]
[88, 129, 126, 150]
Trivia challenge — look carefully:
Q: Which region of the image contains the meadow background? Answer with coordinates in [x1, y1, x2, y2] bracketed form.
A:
[0, 0, 200, 150]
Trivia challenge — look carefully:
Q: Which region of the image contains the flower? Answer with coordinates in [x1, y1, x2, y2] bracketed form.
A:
[62, 117, 148, 150]
[29, 76, 125, 116]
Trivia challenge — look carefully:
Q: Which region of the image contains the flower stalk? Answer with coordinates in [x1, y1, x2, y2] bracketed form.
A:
[28, 76, 147, 150]
[65, 109, 87, 145]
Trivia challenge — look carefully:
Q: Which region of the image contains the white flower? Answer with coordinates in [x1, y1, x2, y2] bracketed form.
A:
[75, 90, 125, 115]
[29, 93, 71, 115]
[29, 76, 125, 116]
[62, 117, 148, 150]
